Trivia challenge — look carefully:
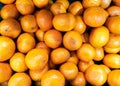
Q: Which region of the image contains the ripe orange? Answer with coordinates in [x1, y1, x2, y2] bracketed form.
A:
[8, 73, 31, 86]
[0, 36, 15, 61]
[107, 6, 120, 16]
[41, 69, 65, 86]
[35, 29, 44, 41]
[100, 64, 111, 74]
[33, 0, 49, 8]
[56, 0, 69, 9]
[0, 63, 12, 83]
[0, 0, 15, 4]
[100, 0, 112, 9]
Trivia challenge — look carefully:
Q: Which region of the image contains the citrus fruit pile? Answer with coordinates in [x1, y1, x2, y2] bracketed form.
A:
[0, 0, 120, 86]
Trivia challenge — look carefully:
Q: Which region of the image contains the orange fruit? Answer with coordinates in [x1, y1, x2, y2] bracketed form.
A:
[36, 9, 53, 31]
[104, 47, 120, 54]
[17, 33, 36, 53]
[70, 72, 86, 86]
[107, 70, 120, 86]
[100, 64, 111, 74]
[83, 6, 108, 27]
[41, 69, 65, 86]
[8, 73, 31, 86]
[89, 26, 109, 48]
[35, 29, 44, 41]
[56, 0, 69, 9]
[85, 64, 107, 86]
[73, 16, 86, 34]
[113, 0, 120, 7]
[103, 54, 120, 68]
[1, 4, 19, 19]
[33, 0, 49, 8]
[29, 64, 49, 81]
[59, 62, 78, 80]
[105, 16, 120, 34]
[53, 13, 76, 31]
[10, 52, 28, 72]
[100, 0, 112, 9]
[20, 15, 38, 33]
[107, 6, 120, 16]
[25, 48, 48, 70]
[15, 0, 35, 15]
[0, 18, 21, 39]
[0, 63, 12, 83]
[44, 29, 62, 49]
[0, 36, 15, 61]
[77, 43, 96, 62]
[0, 0, 15, 4]
[68, 1, 83, 15]
[63, 30, 83, 51]
[50, 47, 70, 65]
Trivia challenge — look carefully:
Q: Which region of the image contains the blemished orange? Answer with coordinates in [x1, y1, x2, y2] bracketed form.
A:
[53, 13, 76, 31]
[83, 6, 108, 27]
[15, 0, 35, 15]
[0, 36, 16, 61]
[77, 43, 96, 62]
[100, 64, 111, 74]
[1, 4, 19, 19]
[17, 33, 36, 53]
[50, 47, 70, 65]
[0, 63, 12, 83]
[70, 72, 86, 86]
[35, 29, 44, 41]
[8, 73, 31, 86]
[41, 69, 65, 86]
[89, 26, 109, 48]
[20, 15, 38, 33]
[68, 1, 83, 15]
[0, 0, 15, 4]
[85, 64, 107, 86]
[56, 0, 69, 9]
[103, 54, 120, 68]
[29, 64, 49, 81]
[44, 29, 62, 49]
[107, 70, 120, 86]
[36, 9, 53, 31]
[113, 0, 120, 7]
[107, 6, 120, 16]
[100, 0, 112, 9]
[33, 0, 49, 8]
[0, 18, 21, 39]
[10, 52, 28, 72]
[25, 48, 48, 70]
[59, 62, 78, 80]
[63, 30, 83, 51]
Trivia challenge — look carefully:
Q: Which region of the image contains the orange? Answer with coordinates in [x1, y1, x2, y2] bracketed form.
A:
[0, 18, 21, 39]
[33, 0, 49, 8]
[10, 52, 28, 72]
[59, 62, 78, 80]
[56, 0, 69, 9]
[68, 1, 83, 15]
[36, 9, 53, 31]
[63, 30, 83, 51]
[83, 6, 108, 27]
[29, 64, 49, 81]
[100, 0, 112, 9]
[35, 29, 44, 41]
[100, 64, 111, 74]
[8, 73, 31, 86]
[53, 13, 76, 31]
[113, 0, 120, 7]
[89, 26, 109, 48]
[50, 47, 70, 65]
[0, 0, 15, 4]
[73, 16, 86, 34]
[105, 16, 120, 34]
[20, 15, 38, 33]
[41, 69, 65, 86]
[85, 64, 107, 86]
[107, 6, 120, 16]
[25, 48, 48, 70]
[77, 43, 96, 62]
[0, 63, 12, 83]
[70, 72, 86, 86]
[17, 33, 36, 53]
[15, 0, 35, 15]
[104, 47, 120, 54]
[103, 54, 120, 68]
[44, 29, 62, 49]
[107, 70, 120, 86]
[1, 4, 19, 19]
[0, 36, 15, 61]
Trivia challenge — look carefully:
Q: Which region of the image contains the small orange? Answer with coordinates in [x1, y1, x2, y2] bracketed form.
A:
[10, 52, 28, 72]
[107, 6, 120, 16]
[104, 47, 120, 54]
[35, 29, 44, 41]
[63, 30, 83, 51]
[113, 0, 120, 7]
[100, 64, 111, 74]
[0, 0, 15, 4]
[25, 48, 48, 70]
[59, 62, 78, 80]
[100, 0, 112, 9]
[8, 73, 31, 86]
[41, 69, 65, 86]
[56, 0, 69, 9]
[50, 47, 70, 65]
[17, 33, 36, 53]
[77, 43, 96, 62]
[0, 63, 12, 83]
[44, 29, 62, 49]
[0, 36, 15, 61]
[33, 0, 49, 8]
